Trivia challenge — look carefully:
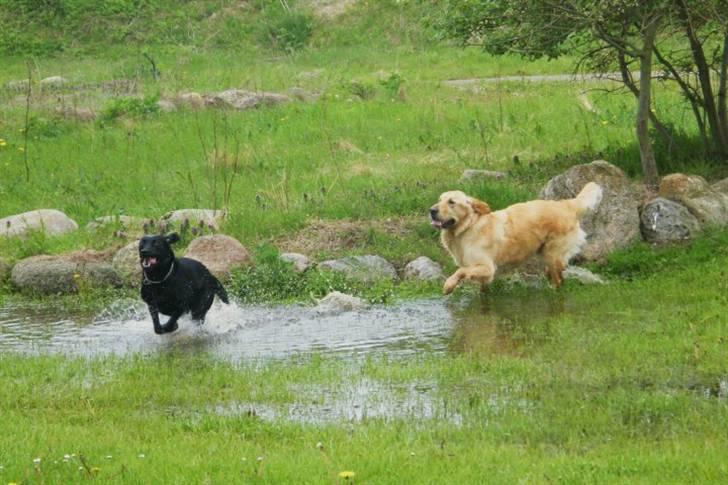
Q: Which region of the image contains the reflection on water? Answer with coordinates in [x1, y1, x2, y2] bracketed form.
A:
[448, 292, 567, 356]
[0, 292, 574, 360]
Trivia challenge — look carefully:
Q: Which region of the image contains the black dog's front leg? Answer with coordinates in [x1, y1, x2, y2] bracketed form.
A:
[149, 307, 181, 335]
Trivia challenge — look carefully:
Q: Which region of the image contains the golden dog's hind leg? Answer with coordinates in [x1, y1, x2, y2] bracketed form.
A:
[545, 258, 566, 288]
[443, 262, 495, 295]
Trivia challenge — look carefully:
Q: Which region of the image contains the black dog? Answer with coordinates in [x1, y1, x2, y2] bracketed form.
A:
[139, 233, 229, 334]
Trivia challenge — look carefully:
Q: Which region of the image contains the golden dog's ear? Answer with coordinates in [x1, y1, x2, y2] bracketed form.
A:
[469, 197, 491, 215]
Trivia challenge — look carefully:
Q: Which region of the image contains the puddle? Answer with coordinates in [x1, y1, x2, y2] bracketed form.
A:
[0, 292, 579, 360]
[204, 379, 464, 425]
[0, 298, 458, 360]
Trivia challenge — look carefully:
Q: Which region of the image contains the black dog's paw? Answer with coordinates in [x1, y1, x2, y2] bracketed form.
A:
[154, 322, 179, 335]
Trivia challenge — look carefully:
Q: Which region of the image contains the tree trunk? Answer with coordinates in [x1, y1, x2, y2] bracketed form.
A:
[677, 0, 728, 157]
[637, 17, 660, 190]
[719, 34, 728, 141]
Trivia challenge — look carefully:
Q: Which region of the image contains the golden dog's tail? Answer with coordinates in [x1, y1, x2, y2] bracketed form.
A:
[573, 182, 602, 216]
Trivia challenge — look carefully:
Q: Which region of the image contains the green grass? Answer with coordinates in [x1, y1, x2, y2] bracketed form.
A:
[2, 240, 728, 482]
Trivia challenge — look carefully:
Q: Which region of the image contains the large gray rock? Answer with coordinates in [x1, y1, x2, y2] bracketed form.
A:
[540, 160, 641, 261]
[659, 173, 728, 226]
[184, 234, 251, 280]
[712, 177, 728, 194]
[318, 255, 397, 283]
[205, 89, 290, 110]
[315, 291, 365, 315]
[158, 209, 224, 232]
[640, 197, 702, 243]
[0, 209, 78, 238]
[11, 252, 122, 294]
[112, 240, 142, 287]
[403, 256, 444, 281]
[280, 252, 311, 273]
[40, 76, 68, 89]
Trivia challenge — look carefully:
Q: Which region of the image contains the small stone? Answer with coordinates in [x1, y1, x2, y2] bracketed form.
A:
[562, 266, 605, 285]
[280, 252, 311, 273]
[460, 169, 507, 181]
[315, 291, 365, 315]
[318, 255, 397, 283]
[403, 256, 444, 281]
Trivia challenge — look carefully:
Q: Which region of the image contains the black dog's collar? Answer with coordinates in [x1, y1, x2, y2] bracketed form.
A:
[142, 261, 176, 285]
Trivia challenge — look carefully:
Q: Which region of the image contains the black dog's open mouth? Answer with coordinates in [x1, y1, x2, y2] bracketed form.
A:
[141, 256, 158, 268]
[430, 217, 455, 229]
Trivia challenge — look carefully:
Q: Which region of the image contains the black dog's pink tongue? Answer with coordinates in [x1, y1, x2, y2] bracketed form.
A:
[142, 256, 158, 267]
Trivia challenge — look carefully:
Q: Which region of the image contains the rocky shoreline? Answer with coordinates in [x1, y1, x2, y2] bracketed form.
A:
[2, 160, 727, 296]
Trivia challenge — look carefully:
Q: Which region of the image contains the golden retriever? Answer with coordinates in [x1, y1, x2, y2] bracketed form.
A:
[430, 182, 602, 294]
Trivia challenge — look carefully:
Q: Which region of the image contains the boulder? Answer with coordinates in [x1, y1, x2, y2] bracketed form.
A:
[562, 266, 605, 285]
[460, 169, 507, 181]
[403, 256, 444, 281]
[184, 234, 251, 280]
[11, 252, 122, 294]
[287, 87, 310, 101]
[158, 209, 224, 232]
[205, 89, 290, 110]
[176, 92, 205, 110]
[54, 106, 96, 122]
[640, 197, 701, 243]
[540, 160, 641, 261]
[712, 177, 728, 194]
[4, 79, 29, 91]
[659, 173, 728, 226]
[112, 240, 142, 287]
[280, 252, 311, 273]
[315, 291, 365, 315]
[39, 76, 68, 89]
[157, 99, 177, 112]
[318, 255, 397, 283]
[0, 209, 78, 238]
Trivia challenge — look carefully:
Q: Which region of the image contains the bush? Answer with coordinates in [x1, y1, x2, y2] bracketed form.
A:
[99, 94, 160, 123]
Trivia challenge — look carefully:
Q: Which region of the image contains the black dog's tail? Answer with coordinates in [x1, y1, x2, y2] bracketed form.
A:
[214, 277, 230, 304]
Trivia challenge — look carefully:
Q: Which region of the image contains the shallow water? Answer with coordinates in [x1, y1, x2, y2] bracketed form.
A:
[0, 293, 565, 360]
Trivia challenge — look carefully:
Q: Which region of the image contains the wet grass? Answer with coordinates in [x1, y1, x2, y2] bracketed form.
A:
[2, 243, 728, 482]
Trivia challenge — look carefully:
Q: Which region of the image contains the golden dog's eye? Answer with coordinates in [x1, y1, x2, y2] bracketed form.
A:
[448, 199, 455, 205]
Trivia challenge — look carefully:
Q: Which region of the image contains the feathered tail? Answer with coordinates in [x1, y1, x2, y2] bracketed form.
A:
[573, 182, 603, 217]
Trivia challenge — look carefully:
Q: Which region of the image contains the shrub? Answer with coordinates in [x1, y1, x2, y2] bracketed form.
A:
[99, 94, 160, 123]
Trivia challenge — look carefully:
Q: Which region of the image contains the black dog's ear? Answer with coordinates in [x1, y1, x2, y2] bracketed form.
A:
[165, 232, 180, 244]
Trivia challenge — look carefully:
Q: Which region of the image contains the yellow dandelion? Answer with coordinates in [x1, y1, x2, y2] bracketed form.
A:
[17, 147, 24, 152]
[91, 467, 100, 473]
[338, 471, 355, 480]
[73, 273, 81, 279]
[0, 139, 7, 147]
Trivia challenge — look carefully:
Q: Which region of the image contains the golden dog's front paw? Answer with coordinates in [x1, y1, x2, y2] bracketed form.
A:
[443, 276, 460, 295]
